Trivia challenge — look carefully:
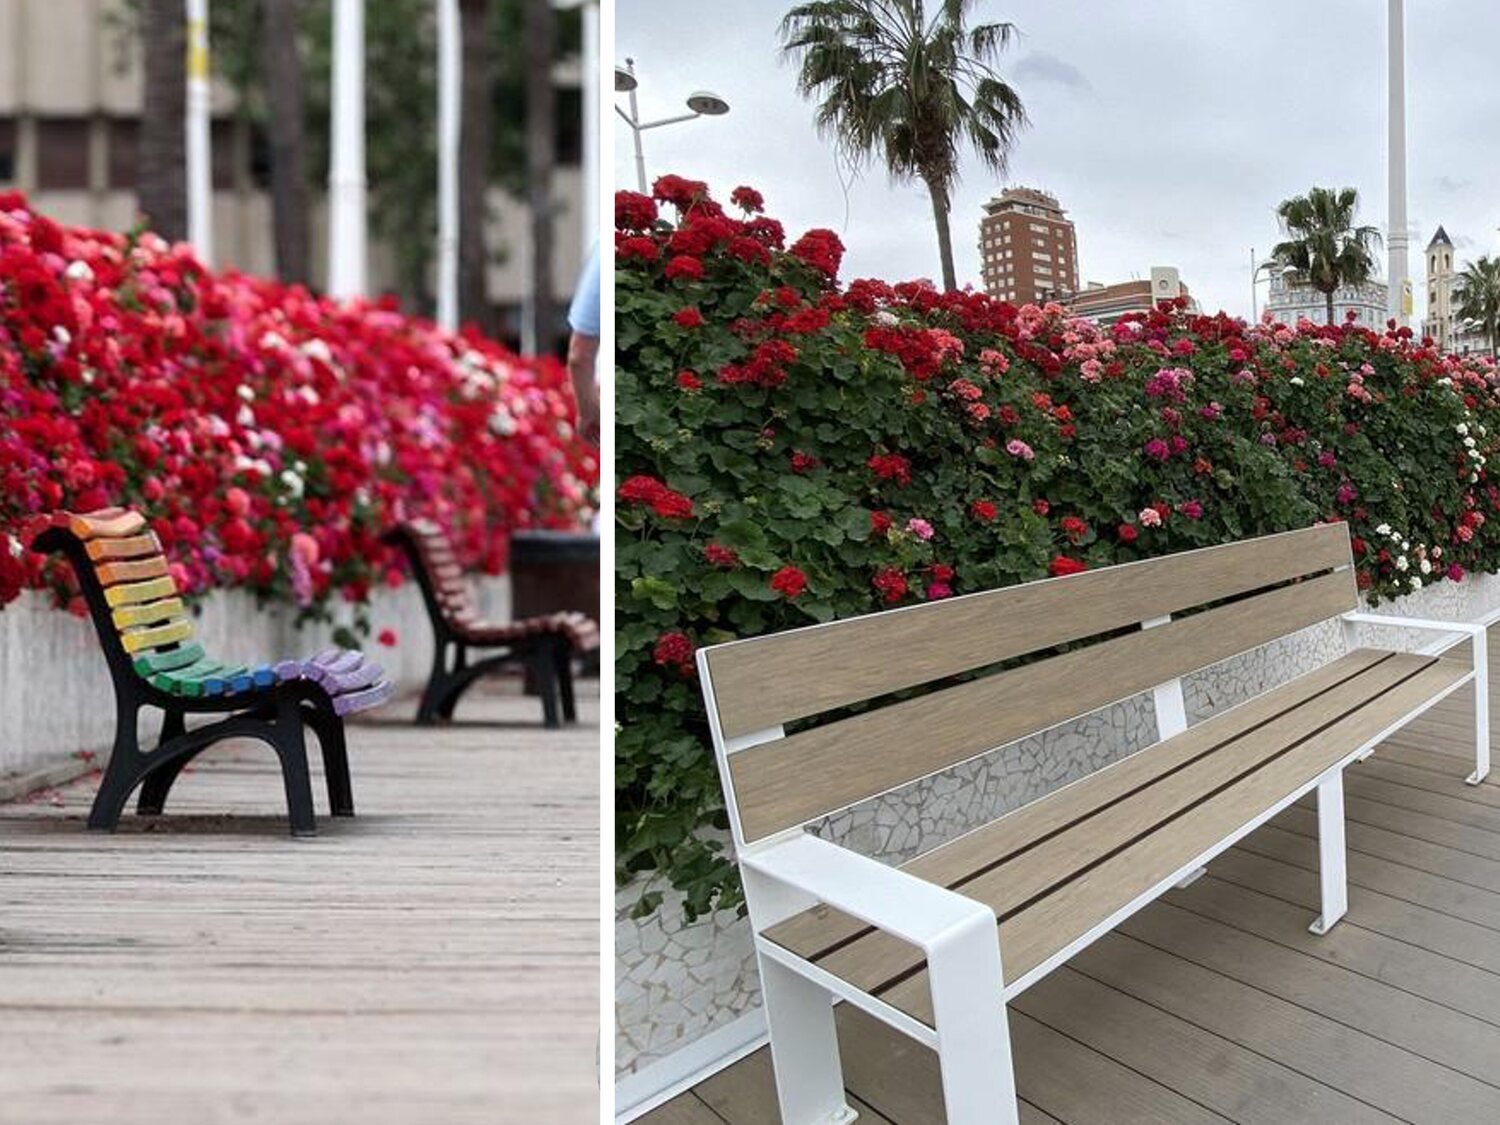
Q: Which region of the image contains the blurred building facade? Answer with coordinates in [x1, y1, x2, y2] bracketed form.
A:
[977, 187, 1078, 304]
[0, 0, 582, 347]
[1264, 270, 1388, 328]
[1064, 267, 1196, 325]
[1424, 226, 1491, 356]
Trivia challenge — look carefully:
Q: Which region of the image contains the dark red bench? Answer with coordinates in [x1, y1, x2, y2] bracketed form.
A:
[28, 507, 393, 836]
[382, 520, 598, 727]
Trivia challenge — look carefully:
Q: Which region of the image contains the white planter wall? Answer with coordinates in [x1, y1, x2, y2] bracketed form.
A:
[0, 578, 509, 783]
[615, 572, 1500, 1087]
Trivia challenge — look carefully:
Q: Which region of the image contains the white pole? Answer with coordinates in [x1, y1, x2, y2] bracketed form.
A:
[185, 0, 213, 262]
[1250, 247, 1257, 321]
[581, 0, 599, 255]
[1387, 0, 1408, 327]
[327, 0, 367, 299]
[625, 59, 647, 193]
[436, 0, 460, 330]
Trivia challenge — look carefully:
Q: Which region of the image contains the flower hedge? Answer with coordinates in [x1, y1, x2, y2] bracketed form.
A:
[616, 175, 1500, 919]
[0, 194, 596, 626]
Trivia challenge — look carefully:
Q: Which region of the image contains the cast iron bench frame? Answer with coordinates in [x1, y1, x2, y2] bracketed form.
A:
[32, 512, 387, 836]
[383, 521, 597, 728]
[697, 525, 1489, 1124]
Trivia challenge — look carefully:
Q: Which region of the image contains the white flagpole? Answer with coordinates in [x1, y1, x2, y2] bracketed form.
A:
[436, 0, 461, 330]
[185, 0, 213, 261]
[327, 0, 367, 299]
[1387, 0, 1409, 327]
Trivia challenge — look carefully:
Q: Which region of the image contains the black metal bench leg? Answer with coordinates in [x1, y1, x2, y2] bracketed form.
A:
[137, 709, 189, 815]
[417, 642, 451, 725]
[533, 648, 561, 729]
[303, 701, 355, 817]
[274, 697, 317, 837]
[555, 644, 577, 724]
[89, 702, 143, 832]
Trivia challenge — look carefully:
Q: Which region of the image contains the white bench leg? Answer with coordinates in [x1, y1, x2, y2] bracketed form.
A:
[930, 911, 1018, 1124]
[1468, 628, 1490, 786]
[759, 955, 858, 1124]
[1309, 771, 1348, 935]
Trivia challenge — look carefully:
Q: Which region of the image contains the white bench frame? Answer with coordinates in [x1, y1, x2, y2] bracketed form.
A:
[700, 610, 1489, 1124]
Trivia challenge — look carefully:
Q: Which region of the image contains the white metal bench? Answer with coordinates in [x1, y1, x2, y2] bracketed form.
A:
[696, 524, 1488, 1123]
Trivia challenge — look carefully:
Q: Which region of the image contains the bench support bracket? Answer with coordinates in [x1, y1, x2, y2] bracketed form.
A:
[1308, 770, 1349, 935]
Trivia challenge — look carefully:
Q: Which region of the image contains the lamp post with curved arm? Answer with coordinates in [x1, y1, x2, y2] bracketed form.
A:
[615, 59, 731, 194]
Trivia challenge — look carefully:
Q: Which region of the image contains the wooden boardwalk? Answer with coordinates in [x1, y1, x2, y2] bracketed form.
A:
[645, 641, 1500, 1124]
[0, 678, 598, 1124]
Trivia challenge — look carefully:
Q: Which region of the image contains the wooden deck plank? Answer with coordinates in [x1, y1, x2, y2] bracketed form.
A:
[1117, 899, 1500, 1086]
[0, 679, 598, 1124]
[1070, 930, 1500, 1120]
[1015, 964, 1393, 1123]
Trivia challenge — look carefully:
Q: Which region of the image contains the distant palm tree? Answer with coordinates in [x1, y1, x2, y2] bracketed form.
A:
[139, 0, 187, 241]
[780, 0, 1027, 291]
[1454, 256, 1500, 358]
[1270, 186, 1381, 326]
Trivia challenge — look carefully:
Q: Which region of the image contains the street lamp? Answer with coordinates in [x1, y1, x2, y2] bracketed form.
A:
[615, 58, 731, 193]
[1250, 249, 1296, 321]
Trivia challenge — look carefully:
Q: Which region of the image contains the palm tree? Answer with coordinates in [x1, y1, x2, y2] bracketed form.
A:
[1454, 256, 1500, 358]
[139, 0, 187, 241]
[262, 0, 310, 285]
[1270, 186, 1381, 326]
[780, 0, 1027, 291]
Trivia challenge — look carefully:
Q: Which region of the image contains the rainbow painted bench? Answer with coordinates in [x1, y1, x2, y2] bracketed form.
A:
[28, 507, 394, 836]
[382, 520, 598, 727]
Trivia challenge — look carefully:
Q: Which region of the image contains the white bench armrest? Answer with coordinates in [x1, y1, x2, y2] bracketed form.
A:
[742, 832, 995, 955]
[1342, 611, 1485, 638]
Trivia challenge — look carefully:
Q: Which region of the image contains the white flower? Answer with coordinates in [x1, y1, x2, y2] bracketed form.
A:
[64, 260, 93, 283]
[1410, 576, 1423, 590]
[280, 469, 305, 498]
[1289, 376, 1305, 386]
[237, 384, 255, 402]
[1465, 436, 1477, 448]
[1457, 422, 1470, 436]
[6, 534, 22, 559]
[52, 326, 70, 347]
[1375, 523, 1392, 536]
[301, 338, 333, 364]
[236, 404, 255, 428]
[1401, 540, 1410, 551]
[1395, 556, 1409, 571]
[1420, 559, 1432, 575]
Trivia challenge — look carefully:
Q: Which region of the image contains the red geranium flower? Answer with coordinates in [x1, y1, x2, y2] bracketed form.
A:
[970, 499, 997, 522]
[1049, 556, 1088, 577]
[872, 566, 908, 604]
[664, 255, 705, 282]
[703, 543, 739, 568]
[770, 565, 807, 598]
[730, 186, 765, 214]
[673, 307, 705, 328]
[615, 191, 658, 231]
[652, 630, 696, 676]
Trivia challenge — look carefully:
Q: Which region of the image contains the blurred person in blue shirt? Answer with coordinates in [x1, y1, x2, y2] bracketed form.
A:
[567, 243, 600, 444]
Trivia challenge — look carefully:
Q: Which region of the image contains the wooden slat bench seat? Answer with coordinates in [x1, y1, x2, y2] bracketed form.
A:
[382, 520, 599, 727]
[696, 524, 1490, 1124]
[26, 507, 396, 836]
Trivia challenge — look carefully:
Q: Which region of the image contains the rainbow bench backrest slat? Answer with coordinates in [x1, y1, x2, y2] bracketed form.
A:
[35, 508, 281, 699]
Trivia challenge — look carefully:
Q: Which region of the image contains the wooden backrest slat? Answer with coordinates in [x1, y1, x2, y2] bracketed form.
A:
[68, 509, 146, 540]
[86, 532, 163, 562]
[104, 575, 178, 608]
[725, 566, 1355, 842]
[95, 556, 170, 586]
[705, 523, 1351, 741]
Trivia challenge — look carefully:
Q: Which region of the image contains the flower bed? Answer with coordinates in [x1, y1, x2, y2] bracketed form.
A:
[615, 175, 1500, 919]
[0, 194, 596, 628]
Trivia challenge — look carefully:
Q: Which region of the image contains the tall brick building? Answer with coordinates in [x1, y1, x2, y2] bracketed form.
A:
[977, 187, 1078, 304]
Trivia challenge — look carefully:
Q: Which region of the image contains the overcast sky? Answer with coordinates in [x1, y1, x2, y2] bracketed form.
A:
[615, 0, 1500, 324]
